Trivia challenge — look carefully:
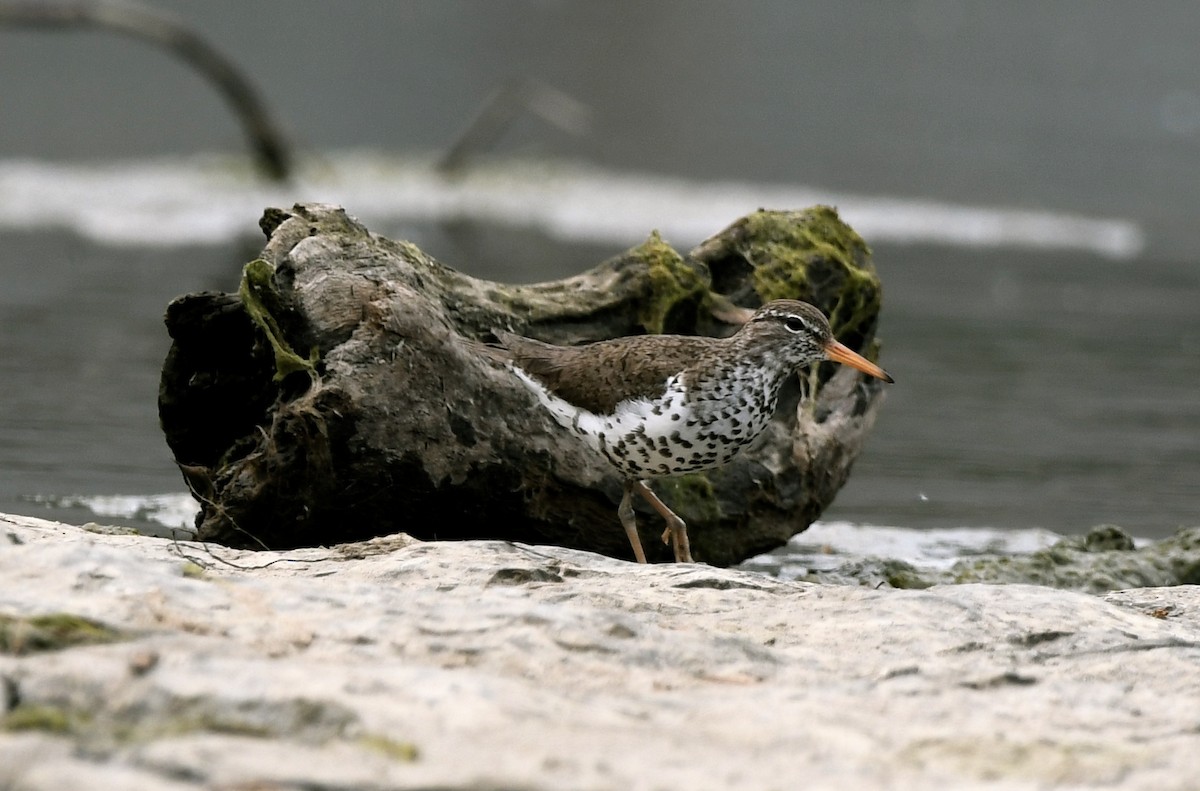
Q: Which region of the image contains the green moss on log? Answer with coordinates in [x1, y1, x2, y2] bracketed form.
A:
[746, 206, 879, 338]
[657, 473, 723, 524]
[632, 231, 709, 334]
[238, 258, 319, 382]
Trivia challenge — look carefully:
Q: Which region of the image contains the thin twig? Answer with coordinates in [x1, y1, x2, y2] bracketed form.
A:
[437, 77, 593, 175]
[171, 464, 329, 572]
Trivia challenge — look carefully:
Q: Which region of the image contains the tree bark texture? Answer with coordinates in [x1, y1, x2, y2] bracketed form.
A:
[158, 203, 889, 565]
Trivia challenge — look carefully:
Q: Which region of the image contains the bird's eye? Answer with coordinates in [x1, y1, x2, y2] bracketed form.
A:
[784, 317, 806, 333]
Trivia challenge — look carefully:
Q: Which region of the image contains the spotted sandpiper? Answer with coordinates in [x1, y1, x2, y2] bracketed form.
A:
[493, 299, 893, 563]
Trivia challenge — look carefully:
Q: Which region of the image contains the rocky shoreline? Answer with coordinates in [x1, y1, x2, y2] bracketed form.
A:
[3, 512, 1199, 790]
[765, 523, 1200, 593]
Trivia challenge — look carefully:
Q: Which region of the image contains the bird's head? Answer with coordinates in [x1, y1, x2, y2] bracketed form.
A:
[746, 299, 894, 383]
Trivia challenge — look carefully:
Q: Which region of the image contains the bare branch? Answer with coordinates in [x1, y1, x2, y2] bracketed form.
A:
[0, 0, 291, 180]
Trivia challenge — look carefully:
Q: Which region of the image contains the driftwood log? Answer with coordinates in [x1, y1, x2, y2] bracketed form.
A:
[158, 203, 889, 565]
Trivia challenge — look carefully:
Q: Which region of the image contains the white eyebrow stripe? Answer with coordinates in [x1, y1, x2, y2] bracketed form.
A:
[760, 309, 816, 333]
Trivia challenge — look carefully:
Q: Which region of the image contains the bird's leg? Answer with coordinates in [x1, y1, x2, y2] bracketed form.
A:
[618, 480, 648, 564]
[632, 480, 693, 563]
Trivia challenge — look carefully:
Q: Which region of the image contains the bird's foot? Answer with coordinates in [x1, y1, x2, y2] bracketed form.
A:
[633, 480, 693, 563]
[661, 522, 693, 563]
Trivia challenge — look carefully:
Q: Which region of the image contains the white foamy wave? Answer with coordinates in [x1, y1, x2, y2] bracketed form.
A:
[739, 520, 1065, 580]
[0, 152, 1144, 258]
[42, 492, 199, 532]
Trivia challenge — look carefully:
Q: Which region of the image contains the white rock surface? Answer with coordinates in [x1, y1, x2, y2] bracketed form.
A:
[2, 512, 1199, 790]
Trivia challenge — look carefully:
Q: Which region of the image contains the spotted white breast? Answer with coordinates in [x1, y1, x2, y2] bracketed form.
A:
[509, 360, 784, 479]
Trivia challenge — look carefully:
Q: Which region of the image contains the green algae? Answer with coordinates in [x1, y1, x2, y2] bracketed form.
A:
[805, 558, 935, 589]
[180, 560, 208, 579]
[631, 231, 709, 334]
[744, 207, 880, 333]
[0, 693, 361, 747]
[1, 698, 421, 765]
[657, 473, 723, 524]
[238, 258, 319, 382]
[359, 733, 421, 762]
[0, 613, 127, 656]
[1, 705, 77, 734]
[880, 560, 937, 590]
[800, 525, 1200, 593]
[960, 524, 1197, 592]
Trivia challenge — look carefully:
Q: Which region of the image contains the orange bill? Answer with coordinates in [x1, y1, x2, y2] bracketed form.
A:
[824, 340, 894, 383]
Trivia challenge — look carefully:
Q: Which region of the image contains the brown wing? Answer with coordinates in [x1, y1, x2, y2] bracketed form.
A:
[493, 330, 719, 415]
